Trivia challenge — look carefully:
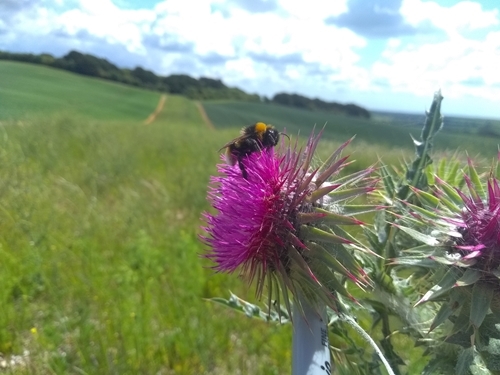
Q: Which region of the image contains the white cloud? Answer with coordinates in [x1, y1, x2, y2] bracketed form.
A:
[372, 32, 500, 101]
[277, 0, 348, 19]
[57, 0, 154, 54]
[152, 0, 236, 56]
[1, 0, 364, 79]
[147, 0, 365, 74]
[367, 0, 500, 108]
[401, 0, 499, 36]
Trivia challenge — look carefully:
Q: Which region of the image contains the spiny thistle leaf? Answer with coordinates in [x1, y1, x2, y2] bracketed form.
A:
[421, 90, 444, 143]
[456, 347, 475, 375]
[467, 159, 486, 200]
[393, 224, 440, 246]
[416, 267, 463, 306]
[208, 293, 290, 323]
[430, 301, 458, 332]
[470, 282, 494, 329]
[455, 269, 482, 287]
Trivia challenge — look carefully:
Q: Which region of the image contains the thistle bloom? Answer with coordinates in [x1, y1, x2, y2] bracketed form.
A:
[201, 131, 376, 315]
[454, 178, 500, 268]
[395, 163, 500, 334]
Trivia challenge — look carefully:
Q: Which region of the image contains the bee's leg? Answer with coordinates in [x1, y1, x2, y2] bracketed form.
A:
[251, 138, 262, 151]
[238, 159, 248, 179]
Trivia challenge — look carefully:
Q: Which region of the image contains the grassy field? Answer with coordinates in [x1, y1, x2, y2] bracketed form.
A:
[0, 104, 297, 374]
[0, 62, 300, 374]
[0, 61, 496, 374]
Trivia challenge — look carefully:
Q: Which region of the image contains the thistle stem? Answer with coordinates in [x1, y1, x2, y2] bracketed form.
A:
[292, 297, 332, 375]
[340, 314, 396, 375]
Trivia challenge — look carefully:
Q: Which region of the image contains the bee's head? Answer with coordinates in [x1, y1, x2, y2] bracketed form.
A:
[263, 127, 280, 147]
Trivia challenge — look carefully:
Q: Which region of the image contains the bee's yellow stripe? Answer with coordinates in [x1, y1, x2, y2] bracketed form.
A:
[255, 122, 268, 134]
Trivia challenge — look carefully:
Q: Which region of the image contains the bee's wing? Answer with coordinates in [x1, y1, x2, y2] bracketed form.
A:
[218, 133, 251, 152]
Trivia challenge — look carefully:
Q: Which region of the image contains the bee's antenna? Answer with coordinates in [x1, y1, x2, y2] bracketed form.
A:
[279, 132, 290, 140]
[279, 132, 290, 147]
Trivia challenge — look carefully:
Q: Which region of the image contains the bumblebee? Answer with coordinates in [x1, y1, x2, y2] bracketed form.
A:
[219, 122, 281, 179]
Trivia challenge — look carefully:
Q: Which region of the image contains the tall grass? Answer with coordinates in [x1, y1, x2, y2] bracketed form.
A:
[0, 108, 297, 374]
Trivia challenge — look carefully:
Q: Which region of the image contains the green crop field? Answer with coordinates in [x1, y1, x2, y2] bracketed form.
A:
[0, 61, 160, 121]
[0, 61, 497, 374]
[203, 100, 500, 157]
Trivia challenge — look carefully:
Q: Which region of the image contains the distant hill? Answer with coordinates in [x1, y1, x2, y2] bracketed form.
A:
[0, 50, 260, 103]
[0, 50, 371, 118]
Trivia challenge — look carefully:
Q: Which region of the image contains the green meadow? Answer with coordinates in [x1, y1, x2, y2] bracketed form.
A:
[0, 61, 498, 374]
[0, 61, 159, 121]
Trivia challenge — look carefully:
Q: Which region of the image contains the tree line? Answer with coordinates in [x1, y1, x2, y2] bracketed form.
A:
[0, 50, 370, 118]
[270, 93, 370, 118]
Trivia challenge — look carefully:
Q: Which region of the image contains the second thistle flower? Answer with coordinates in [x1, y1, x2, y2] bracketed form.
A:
[394, 160, 500, 336]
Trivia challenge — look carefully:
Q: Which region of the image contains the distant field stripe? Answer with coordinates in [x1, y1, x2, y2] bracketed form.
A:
[144, 94, 167, 125]
[197, 101, 215, 130]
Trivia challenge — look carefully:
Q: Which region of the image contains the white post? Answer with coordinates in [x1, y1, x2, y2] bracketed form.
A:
[292, 298, 332, 375]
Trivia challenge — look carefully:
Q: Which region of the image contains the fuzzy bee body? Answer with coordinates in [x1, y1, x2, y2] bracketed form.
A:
[219, 122, 280, 179]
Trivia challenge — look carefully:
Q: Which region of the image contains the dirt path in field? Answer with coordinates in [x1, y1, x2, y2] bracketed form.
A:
[143, 94, 167, 125]
[143, 95, 214, 129]
[195, 101, 215, 130]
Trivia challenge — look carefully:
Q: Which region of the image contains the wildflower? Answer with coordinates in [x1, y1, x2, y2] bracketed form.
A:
[201, 131, 376, 316]
[394, 161, 500, 334]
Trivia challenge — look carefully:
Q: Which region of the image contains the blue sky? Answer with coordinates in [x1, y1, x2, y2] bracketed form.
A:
[1, 0, 499, 118]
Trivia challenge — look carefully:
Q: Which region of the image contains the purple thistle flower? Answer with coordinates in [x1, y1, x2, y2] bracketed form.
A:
[453, 178, 500, 268]
[393, 162, 500, 333]
[402, 175, 500, 275]
[201, 131, 376, 315]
